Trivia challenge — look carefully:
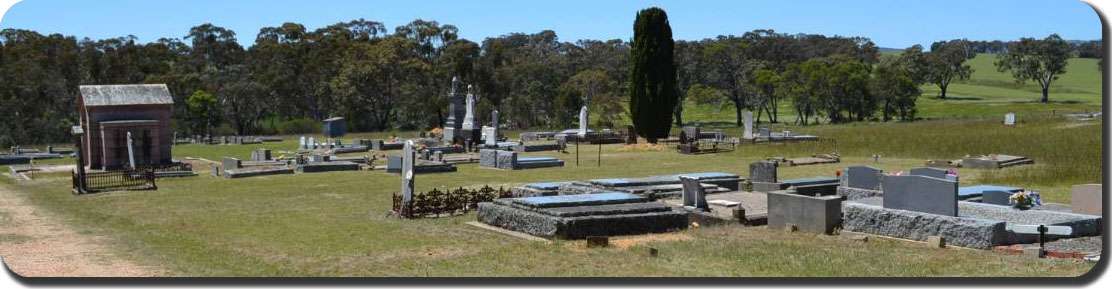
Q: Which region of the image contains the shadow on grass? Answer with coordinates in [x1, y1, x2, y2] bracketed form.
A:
[1008, 100, 1084, 104]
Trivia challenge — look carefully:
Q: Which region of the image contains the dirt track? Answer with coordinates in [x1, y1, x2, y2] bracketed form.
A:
[0, 183, 163, 277]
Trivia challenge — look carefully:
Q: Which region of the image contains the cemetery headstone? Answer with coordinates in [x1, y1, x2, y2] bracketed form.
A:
[749, 161, 778, 183]
[309, 137, 316, 149]
[910, 167, 948, 179]
[126, 131, 136, 169]
[882, 175, 958, 216]
[401, 140, 416, 206]
[1004, 112, 1016, 126]
[300, 136, 306, 149]
[221, 157, 241, 172]
[981, 190, 1013, 206]
[484, 126, 497, 146]
[442, 77, 465, 143]
[1071, 184, 1102, 216]
[679, 176, 709, 211]
[743, 111, 754, 139]
[578, 106, 589, 137]
[846, 166, 882, 190]
[462, 85, 477, 131]
[491, 109, 499, 137]
[759, 127, 770, 139]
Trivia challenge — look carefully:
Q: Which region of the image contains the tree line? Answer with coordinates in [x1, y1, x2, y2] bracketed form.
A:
[0, 17, 1084, 146]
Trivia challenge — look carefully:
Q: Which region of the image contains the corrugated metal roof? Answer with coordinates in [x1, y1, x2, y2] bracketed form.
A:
[79, 84, 174, 107]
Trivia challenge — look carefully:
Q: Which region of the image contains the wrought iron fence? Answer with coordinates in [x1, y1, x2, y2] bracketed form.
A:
[73, 168, 157, 194]
[392, 185, 512, 218]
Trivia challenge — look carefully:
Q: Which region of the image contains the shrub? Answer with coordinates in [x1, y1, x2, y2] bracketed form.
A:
[275, 118, 321, 135]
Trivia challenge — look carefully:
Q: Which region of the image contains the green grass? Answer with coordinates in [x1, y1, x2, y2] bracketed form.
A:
[916, 54, 1102, 119]
[677, 53, 1102, 127]
[0, 115, 1099, 277]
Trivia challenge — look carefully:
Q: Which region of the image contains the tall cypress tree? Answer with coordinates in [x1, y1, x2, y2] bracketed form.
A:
[629, 7, 678, 143]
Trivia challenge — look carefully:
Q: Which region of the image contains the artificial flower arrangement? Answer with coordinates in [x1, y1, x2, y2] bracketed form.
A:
[1008, 190, 1042, 210]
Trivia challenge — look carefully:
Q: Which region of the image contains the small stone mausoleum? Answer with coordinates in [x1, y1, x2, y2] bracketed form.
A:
[78, 84, 174, 170]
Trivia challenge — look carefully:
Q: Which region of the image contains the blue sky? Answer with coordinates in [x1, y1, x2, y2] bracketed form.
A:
[0, 0, 1102, 49]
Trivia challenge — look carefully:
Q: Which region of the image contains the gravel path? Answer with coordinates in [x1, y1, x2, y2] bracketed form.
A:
[0, 183, 164, 277]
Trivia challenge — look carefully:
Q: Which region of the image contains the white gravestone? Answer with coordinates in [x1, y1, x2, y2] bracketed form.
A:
[462, 85, 476, 131]
[484, 126, 497, 147]
[578, 106, 589, 137]
[491, 110, 499, 141]
[743, 111, 754, 139]
[126, 131, 136, 169]
[299, 136, 306, 149]
[401, 140, 416, 205]
[308, 137, 316, 149]
[1004, 113, 1016, 126]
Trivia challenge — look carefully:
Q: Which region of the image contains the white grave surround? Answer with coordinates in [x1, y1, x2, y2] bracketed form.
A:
[1011, 224, 1072, 236]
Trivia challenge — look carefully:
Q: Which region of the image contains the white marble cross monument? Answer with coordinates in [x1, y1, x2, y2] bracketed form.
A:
[578, 106, 589, 137]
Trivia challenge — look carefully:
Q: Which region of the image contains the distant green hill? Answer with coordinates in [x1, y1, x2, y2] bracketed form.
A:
[677, 53, 1103, 126]
[917, 53, 1102, 118]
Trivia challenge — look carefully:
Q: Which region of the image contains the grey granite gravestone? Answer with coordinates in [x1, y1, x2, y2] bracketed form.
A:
[910, 167, 949, 179]
[882, 175, 958, 216]
[496, 150, 518, 170]
[479, 149, 498, 168]
[981, 190, 1012, 206]
[401, 140, 415, 205]
[250, 149, 272, 161]
[749, 161, 778, 183]
[759, 127, 770, 139]
[767, 190, 843, 235]
[679, 176, 709, 211]
[221, 157, 241, 172]
[846, 166, 882, 190]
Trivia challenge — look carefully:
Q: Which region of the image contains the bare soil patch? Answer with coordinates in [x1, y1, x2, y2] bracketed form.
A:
[0, 184, 164, 277]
